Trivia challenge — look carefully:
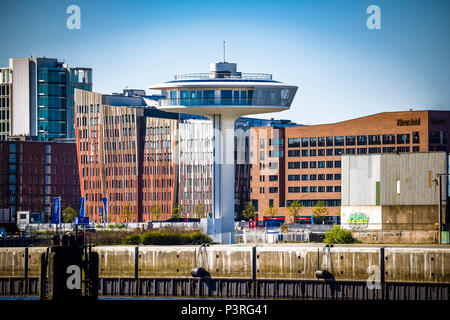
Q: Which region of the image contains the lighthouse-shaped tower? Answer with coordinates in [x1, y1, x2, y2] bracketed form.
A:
[150, 62, 298, 243]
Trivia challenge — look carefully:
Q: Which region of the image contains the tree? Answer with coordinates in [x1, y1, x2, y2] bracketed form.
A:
[172, 204, 184, 219]
[151, 202, 162, 221]
[121, 203, 134, 222]
[312, 200, 329, 224]
[264, 205, 278, 219]
[242, 201, 256, 221]
[287, 200, 303, 223]
[193, 203, 207, 219]
[62, 206, 78, 223]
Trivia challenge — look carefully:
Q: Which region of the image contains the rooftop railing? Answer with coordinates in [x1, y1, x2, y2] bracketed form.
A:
[159, 97, 291, 107]
[173, 73, 273, 81]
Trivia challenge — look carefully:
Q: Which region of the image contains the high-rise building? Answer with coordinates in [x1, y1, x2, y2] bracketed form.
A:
[74, 89, 178, 223]
[0, 68, 12, 140]
[250, 110, 450, 223]
[3, 57, 92, 141]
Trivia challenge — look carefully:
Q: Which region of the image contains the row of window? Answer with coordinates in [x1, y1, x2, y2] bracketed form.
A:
[287, 133, 420, 148]
[288, 174, 341, 181]
[287, 186, 342, 193]
[288, 160, 342, 169]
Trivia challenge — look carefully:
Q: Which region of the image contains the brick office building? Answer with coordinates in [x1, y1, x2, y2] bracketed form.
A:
[74, 89, 178, 223]
[0, 140, 80, 222]
[250, 110, 450, 222]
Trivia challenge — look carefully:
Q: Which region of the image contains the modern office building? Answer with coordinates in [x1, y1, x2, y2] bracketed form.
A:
[250, 110, 450, 222]
[2, 57, 92, 142]
[74, 89, 178, 223]
[0, 68, 12, 140]
[0, 140, 80, 222]
[150, 61, 298, 243]
[340, 152, 448, 233]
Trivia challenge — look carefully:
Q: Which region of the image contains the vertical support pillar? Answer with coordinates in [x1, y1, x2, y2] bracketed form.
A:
[252, 246, 257, 298]
[135, 246, 140, 296]
[24, 247, 29, 294]
[380, 247, 386, 300]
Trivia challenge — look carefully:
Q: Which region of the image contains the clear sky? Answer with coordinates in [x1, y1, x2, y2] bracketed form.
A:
[0, 0, 449, 125]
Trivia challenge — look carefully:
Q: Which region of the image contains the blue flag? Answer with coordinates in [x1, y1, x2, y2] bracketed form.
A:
[80, 197, 85, 218]
[102, 197, 108, 222]
[52, 197, 60, 224]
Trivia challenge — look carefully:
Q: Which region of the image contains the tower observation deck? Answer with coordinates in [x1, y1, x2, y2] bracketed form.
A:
[150, 62, 298, 243]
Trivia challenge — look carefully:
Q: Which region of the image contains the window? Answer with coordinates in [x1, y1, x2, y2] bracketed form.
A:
[334, 136, 344, 146]
[413, 132, 420, 144]
[301, 137, 308, 147]
[310, 174, 317, 181]
[9, 144, 16, 153]
[269, 199, 274, 207]
[309, 137, 317, 147]
[326, 161, 333, 168]
[269, 187, 278, 193]
[259, 151, 265, 161]
[335, 148, 344, 155]
[309, 161, 316, 168]
[301, 187, 309, 193]
[45, 145, 51, 153]
[288, 187, 300, 193]
[288, 162, 300, 169]
[260, 139, 265, 148]
[318, 186, 325, 192]
[346, 136, 356, 146]
[334, 186, 341, 192]
[288, 150, 300, 157]
[369, 135, 381, 145]
[302, 150, 308, 156]
[357, 148, 367, 154]
[383, 134, 396, 145]
[318, 137, 325, 147]
[318, 149, 325, 156]
[413, 146, 420, 152]
[334, 174, 341, 180]
[269, 138, 283, 146]
[318, 161, 325, 168]
[326, 149, 333, 156]
[369, 147, 381, 154]
[301, 161, 308, 169]
[326, 174, 333, 180]
[269, 175, 278, 181]
[288, 138, 300, 148]
[357, 135, 367, 145]
[334, 161, 341, 168]
[397, 146, 410, 153]
[346, 148, 356, 155]
[382, 147, 396, 153]
[326, 137, 333, 146]
[310, 149, 316, 156]
[326, 186, 334, 192]
[318, 174, 325, 180]
[288, 175, 300, 181]
[301, 174, 308, 181]
[269, 162, 278, 169]
[310, 186, 317, 192]
[397, 134, 410, 144]
[269, 150, 283, 157]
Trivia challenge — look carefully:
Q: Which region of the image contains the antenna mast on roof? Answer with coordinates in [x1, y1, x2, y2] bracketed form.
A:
[223, 41, 226, 63]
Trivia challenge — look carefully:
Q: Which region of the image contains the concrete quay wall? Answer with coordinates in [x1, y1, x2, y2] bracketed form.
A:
[0, 245, 449, 284]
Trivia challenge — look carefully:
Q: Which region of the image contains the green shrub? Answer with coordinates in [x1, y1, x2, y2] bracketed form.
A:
[323, 225, 354, 244]
[140, 231, 212, 245]
[122, 233, 141, 245]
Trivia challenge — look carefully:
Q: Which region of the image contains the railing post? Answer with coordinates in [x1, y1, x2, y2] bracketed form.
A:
[252, 246, 257, 298]
[380, 247, 386, 301]
[24, 247, 29, 295]
[135, 246, 140, 296]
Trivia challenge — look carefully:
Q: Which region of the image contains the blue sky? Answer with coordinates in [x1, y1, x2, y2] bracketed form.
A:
[0, 0, 449, 125]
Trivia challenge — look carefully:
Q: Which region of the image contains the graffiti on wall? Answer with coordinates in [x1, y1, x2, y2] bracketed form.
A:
[348, 213, 370, 229]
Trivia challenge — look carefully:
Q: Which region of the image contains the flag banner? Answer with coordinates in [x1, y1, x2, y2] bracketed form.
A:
[52, 197, 60, 224]
[80, 197, 85, 218]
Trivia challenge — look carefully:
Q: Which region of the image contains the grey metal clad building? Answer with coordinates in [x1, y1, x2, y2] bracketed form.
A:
[341, 152, 448, 232]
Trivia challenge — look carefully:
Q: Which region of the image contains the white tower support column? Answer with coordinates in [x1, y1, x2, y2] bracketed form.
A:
[212, 114, 237, 244]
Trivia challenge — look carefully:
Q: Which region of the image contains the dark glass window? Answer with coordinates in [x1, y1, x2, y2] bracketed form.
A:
[357, 148, 367, 154]
[318, 161, 325, 168]
[357, 135, 367, 145]
[326, 161, 333, 168]
[413, 146, 420, 152]
[301, 161, 308, 168]
[326, 186, 334, 192]
[310, 149, 316, 156]
[269, 175, 278, 181]
[288, 149, 300, 157]
[309, 137, 317, 147]
[318, 149, 325, 156]
[346, 136, 356, 146]
[310, 174, 317, 180]
[318, 186, 325, 192]
[334, 161, 341, 168]
[301, 138, 309, 147]
[334, 186, 342, 192]
[346, 148, 355, 155]
[301, 187, 309, 193]
[383, 134, 396, 145]
[301, 174, 308, 181]
[309, 161, 316, 168]
[318, 137, 325, 147]
[288, 175, 300, 181]
[318, 174, 325, 180]
[326, 149, 333, 156]
[302, 150, 308, 156]
[326, 136, 333, 146]
[368, 135, 381, 145]
[326, 174, 333, 180]
[335, 148, 344, 155]
[288, 138, 300, 147]
[369, 147, 381, 154]
[413, 132, 420, 144]
[334, 174, 341, 180]
[310, 186, 317, 192]
[396, 134, 410, 145]
[382, 147, 396, 153]
[288, 162, 300, 169]
[334, 136, 344, 146]
[288, 187, 300, 193]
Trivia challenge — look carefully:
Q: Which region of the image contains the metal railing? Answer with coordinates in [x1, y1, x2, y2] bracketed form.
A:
[174, 73, 273, 81]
